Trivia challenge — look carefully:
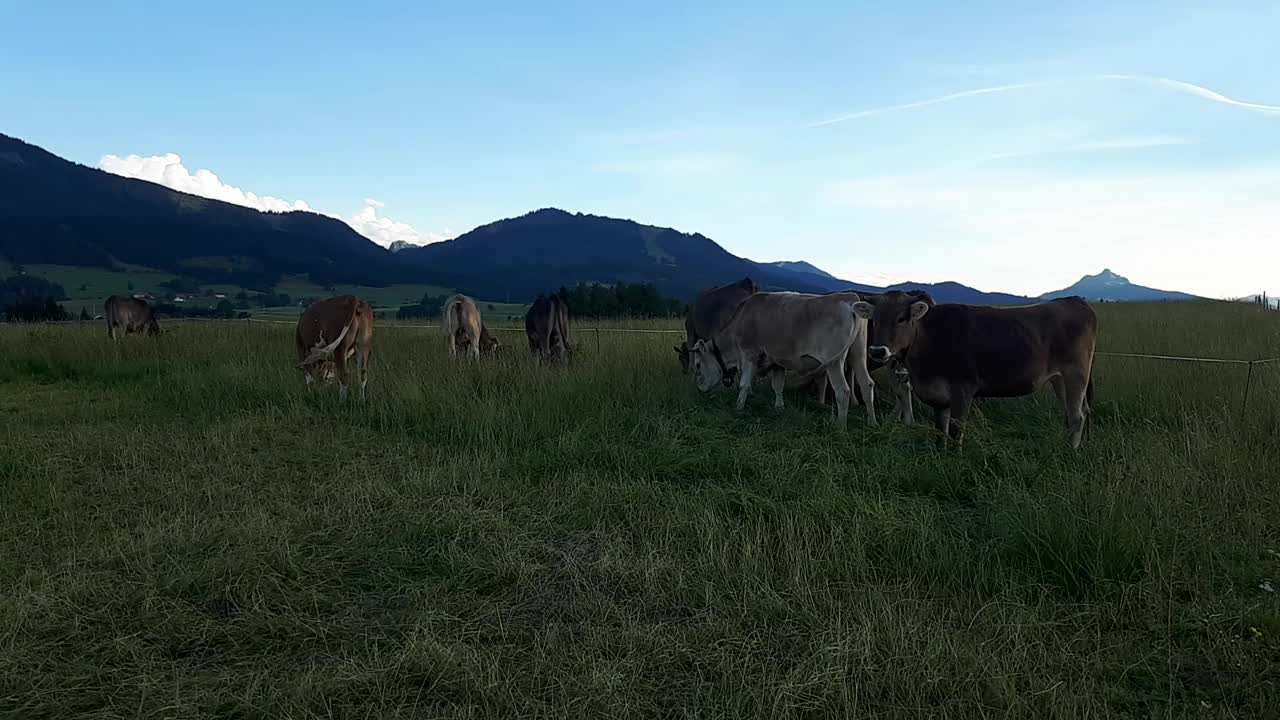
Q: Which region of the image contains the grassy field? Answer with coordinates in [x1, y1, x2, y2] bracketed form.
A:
[2, 301, 1278, 718]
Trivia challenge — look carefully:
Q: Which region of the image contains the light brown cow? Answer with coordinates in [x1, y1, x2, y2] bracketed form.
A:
[690, 291, 877, 428]
[295, 295, 374, 401]
[442, 294, 486, 360]
[104, 295, 160, 339]
[453, 322, 500, 356]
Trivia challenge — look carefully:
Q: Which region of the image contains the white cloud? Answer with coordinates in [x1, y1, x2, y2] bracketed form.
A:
[97, 154, 451, 248]
[808, 75, 1280, 128]
[348, 199, 451, 247]
[823, 170, 1280, 299]
[1102, 75, 1280, 115]
[99, 153, 314, 213]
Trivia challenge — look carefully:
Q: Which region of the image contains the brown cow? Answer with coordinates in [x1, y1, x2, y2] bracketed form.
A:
[811, 289, 936, 425]
[674, 277, 757, 373]
[689, 291, 877, 428]
[104, 295, 160, 339]
[442, 294, 488, 360]
[295, 295, 374, 401]
[865, 293, 1097, 447]
[525, 294, 571, 365]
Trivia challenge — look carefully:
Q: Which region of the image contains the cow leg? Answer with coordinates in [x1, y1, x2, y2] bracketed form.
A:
[894, 369, 915, 427]
[334, 346, 350, 401]
[1061, 370, 1089, 448]
[814, 373, 829, 406]
[734, 357, 755, 413]
[770, 369, 786, 411]
[357, 344, 370, 401]
[469, 332, 481, 361]
[824, 362, 851, 429]
[933, 406, 951, 443]
[847, 347, 877, 428]
[948, 390, 973, 447]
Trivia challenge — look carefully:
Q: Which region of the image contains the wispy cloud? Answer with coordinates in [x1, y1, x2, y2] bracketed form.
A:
[1101, 74, 1280, 114]
[808, 75, 1280, 128]
[98, 153, 453, 248]
[985, 134, 1193, 162]
[806, 82, 1051, 127]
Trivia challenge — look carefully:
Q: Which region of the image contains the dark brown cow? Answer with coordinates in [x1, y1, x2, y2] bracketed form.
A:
[842, 289, 935, 424]
[525, 294, 571, 365]
[104, 295, 160, 339]
[295, 295, 374, 401]
[865, 293, 1097, 447]
[674, 277, 756, 372]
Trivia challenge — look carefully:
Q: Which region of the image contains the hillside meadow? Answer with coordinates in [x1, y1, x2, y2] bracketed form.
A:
[1, 301, 1278, 718]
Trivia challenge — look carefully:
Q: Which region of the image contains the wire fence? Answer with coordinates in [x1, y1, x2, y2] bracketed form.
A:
[19, 316, 1280, 418]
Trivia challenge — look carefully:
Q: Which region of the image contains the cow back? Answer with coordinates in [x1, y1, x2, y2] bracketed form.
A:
[912, 298, 1096, 398]
[688, 277, 757, 341]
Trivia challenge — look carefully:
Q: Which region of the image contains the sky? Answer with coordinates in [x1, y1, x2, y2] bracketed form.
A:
[2, 1, 1277, 298]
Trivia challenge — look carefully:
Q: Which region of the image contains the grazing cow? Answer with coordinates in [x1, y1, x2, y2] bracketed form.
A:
[104, 295, 160, 339]
[865, 293, 1097, 447]
[674, 277, 757, 373]
[442, 294, 487, 360]
[525, 294, 571, 365]
[452, 322, 500, 356]
[689, 291, 877, 428]
[295, 295, 374, 401]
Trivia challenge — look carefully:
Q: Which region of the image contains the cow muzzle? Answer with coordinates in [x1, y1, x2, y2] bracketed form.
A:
[868, 345, 892, 363]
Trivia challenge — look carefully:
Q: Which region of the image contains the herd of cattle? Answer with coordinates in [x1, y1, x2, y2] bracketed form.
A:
[103, 278, 1098, 447]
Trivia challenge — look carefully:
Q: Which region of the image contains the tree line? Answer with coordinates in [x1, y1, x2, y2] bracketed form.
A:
[554, 282, 685, 319]
[1, 274, 69, 321]
[394, 282, 686, 322]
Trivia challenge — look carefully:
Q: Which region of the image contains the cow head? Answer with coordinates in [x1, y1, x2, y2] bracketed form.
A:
[865, 291, 930, 363]
[690, 339, 735, 392]
[674, 341, 691, 373]
[479, 332, 501, 354]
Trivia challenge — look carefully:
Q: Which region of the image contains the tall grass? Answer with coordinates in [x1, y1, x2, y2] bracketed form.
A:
[1, 301, 1278, 718]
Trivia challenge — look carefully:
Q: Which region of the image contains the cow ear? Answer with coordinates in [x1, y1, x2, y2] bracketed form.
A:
[910, 301, 930, 320]
[852, 301, 874, 319]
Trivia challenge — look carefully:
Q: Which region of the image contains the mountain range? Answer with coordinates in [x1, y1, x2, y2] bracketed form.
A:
[0, 132, 1205, 304]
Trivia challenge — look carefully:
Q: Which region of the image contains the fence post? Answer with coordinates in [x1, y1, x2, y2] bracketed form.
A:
[594, 327, 601, 354]
[1240, 361, 1256, 423]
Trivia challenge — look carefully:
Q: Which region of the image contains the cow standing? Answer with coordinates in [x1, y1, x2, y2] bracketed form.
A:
[824, 289, 936, 426]
[525, 294, 571, 365]
[675, 277, 757, 373]
[442, 294, 489, 360]
[865, 292, 1097, 447]
[295, 295, 374, 401]
[104, 295, 160, 339]
[689, 291, 877, 429]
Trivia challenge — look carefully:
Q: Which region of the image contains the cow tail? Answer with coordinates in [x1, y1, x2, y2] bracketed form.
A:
[1086, 375, 1094, 409]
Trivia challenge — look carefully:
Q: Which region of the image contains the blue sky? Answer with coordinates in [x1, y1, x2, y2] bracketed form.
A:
[3, 1, 1278, 297]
